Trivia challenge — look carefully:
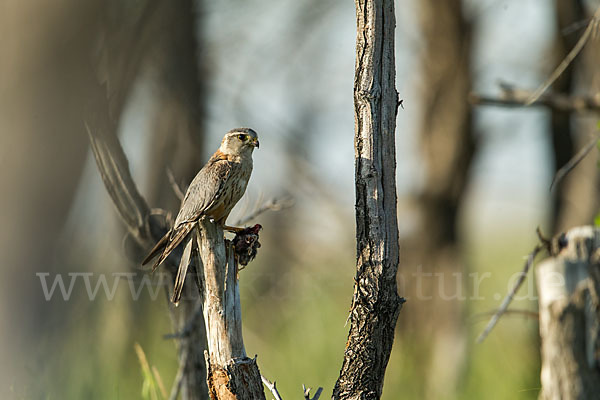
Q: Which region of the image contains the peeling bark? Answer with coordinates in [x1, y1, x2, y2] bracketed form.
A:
[537, 226, 600, 400]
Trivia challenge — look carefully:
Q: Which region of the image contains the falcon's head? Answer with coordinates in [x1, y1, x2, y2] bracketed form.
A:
[220, 128, 259, 156]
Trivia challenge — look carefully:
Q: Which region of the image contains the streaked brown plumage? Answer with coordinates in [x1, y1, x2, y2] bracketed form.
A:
[142, 128, 259, 304]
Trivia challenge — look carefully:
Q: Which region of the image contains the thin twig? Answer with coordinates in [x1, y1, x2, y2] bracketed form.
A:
[234, 197, 294, 226]
[85, 121, 151, 241]
[166, 167, 186, 202]
[550, 135, 599, 192]
[562, 17, 593, 35]
[526, 7, 600, 105]
[261, 375, 283, 400]
[471, 308, 539, 323]
[303, 384, 323, 400]
[536, 227, 552, 252]
[168, 347, 189, 400]
[469, 91, 600, 113]
[476, 245, 543, 343]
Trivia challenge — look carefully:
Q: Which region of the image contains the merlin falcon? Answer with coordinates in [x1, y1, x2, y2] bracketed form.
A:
[142, 127, 259, 304]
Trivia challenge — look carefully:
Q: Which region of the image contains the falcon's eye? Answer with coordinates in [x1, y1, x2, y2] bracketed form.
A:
[237, 134, 247, 141]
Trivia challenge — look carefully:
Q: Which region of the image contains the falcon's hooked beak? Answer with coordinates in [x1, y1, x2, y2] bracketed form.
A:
[252, 138, 260, 149]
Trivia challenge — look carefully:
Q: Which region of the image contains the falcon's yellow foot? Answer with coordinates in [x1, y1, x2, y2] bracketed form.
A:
[223, 225, 245, 233]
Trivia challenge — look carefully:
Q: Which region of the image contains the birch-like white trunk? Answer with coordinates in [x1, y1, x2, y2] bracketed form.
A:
[536, 226, 600, 400]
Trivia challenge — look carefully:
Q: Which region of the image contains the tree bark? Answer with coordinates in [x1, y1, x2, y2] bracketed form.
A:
[194, 221, 265, 400]
[333, 0, 403, 399]
[536, 226, 600, 400]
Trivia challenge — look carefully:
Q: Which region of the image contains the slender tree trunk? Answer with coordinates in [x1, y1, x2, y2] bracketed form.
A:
[536, 226, 600, 399]
[333, 0, 403, 398]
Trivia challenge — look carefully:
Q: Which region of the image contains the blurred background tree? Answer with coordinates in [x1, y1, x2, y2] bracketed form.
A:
[550, 0, 600, 233]
[398, 1, 474, 398]
[1, 0, 599, 399]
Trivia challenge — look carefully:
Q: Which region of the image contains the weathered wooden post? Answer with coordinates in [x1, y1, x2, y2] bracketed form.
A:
[536, 226, 600, 400]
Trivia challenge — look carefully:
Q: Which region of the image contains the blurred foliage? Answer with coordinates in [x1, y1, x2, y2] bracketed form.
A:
[134, 343, 167, 400]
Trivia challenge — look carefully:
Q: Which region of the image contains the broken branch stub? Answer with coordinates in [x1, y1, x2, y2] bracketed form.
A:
[536, 226, 600, 400]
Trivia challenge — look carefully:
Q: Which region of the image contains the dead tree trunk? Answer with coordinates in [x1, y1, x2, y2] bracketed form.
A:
[333, 0, 404, 399]
[536, 226, 600, 400]
[193, 221, 266, 400]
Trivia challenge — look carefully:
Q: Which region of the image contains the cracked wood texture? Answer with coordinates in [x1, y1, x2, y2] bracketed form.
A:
[536, 226, 600, 400]
[333, 0, 403, 399]
[194, 220, 265, 400]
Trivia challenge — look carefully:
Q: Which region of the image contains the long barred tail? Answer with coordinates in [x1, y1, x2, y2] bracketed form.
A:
[171, 234, 194, 305]
[141, 231, 170, 266]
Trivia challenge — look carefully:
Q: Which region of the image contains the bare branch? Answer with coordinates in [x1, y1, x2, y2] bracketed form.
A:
[550, 135, 599, 192]
[85, 121, 153, 243]
[562, 17, 593, 35]
[526, 7, 600, 105]
[303, 384, 323, 400]
[169, 348, 189, 400]
[261, 376, 283, 400]
[471, 308, 539, 323]
[477, 245, 543, 343]
[469, 86, 600, 113]
[166, 167, 186, 202]
[234, 197, 294, 227]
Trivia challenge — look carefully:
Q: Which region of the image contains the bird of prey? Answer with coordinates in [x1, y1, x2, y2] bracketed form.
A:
[142, 127, 259, 304]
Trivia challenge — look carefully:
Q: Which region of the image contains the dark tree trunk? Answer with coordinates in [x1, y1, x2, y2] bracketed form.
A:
[333, 0, 403, 399]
